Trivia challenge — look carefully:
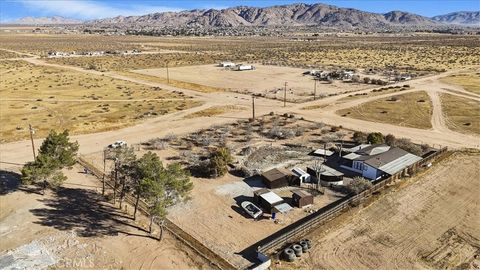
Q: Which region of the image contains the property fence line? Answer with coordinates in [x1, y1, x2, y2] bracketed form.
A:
[77, 156, 237, 270]
[256, 147, 448, 254]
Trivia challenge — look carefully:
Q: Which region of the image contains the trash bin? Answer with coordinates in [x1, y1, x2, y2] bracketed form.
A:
[271, 212, 276, 220]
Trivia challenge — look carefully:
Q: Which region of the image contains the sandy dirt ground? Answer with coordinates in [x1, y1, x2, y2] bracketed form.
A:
[0, 165, 212, 270]
[273, 152, 480, 270]
[167, 173, 344, 268]
[133, 64, 376, 101]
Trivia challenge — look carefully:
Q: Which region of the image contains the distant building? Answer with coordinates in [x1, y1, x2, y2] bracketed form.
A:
[341, 144, 422, 180]
[219, 61, 236, 67]
[234, 64, 255, 71]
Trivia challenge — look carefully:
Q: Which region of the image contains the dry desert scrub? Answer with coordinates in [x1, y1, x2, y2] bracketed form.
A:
[440, 93, 480, 135]
[336, 91, 433, 129]
[440, 72, 480, 95]
[0, 60, 201, 142]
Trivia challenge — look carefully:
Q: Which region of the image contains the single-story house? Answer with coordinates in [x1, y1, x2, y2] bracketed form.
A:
[253, 189, 292, 214]
[291, 190, 314, 208]
[261, 168, 293, 189]
[341, 144, 422, 180]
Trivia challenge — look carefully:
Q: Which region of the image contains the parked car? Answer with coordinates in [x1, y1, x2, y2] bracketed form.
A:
[108, 141, 127, 149]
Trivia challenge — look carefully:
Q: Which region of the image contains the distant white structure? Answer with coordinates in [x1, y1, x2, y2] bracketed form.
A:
[219, 61, 236, 67]
[234, 64, 255, 71]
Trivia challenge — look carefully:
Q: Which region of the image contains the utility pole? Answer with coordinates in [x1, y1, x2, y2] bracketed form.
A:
[166, 62, 170, 84]
[313, 78, 317, 100]
[29, 124, 36, 160]
[252, 95, 255, 121]
[284, 82, 287, 107]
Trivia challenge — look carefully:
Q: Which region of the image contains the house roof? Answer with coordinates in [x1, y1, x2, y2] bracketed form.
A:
[260, 191, 284, 205]
[378, 153, 422, 175]
[262, 168, 291, 182]
[343, 144, 371, 153]
[292, 189, 313, 198]
[319, 165, 344, 177]
[291, 167, 309, 177]
[356, 144, 390, 156]
[312, 149, 334, 156]
[364, 147, 421, 174]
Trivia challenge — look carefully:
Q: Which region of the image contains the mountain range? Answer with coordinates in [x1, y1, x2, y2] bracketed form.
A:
[87, 3, 479, 28]
[432, 11, 480, 25]
[8, 3, 480, 29]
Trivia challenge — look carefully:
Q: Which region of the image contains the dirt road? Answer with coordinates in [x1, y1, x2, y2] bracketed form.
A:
[2, 54, 479, 170]
[277, 152, 480, 270]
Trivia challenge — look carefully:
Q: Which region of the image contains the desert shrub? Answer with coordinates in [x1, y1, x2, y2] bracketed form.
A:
[207, 147, 233, 177]
[385, 134, 396, 146]
[267, 126, 295, 139]
[346, 177, 373, 195]
[353, 131, 368, 143]
[367, 132, 385, 144]
[393, 138, 423, 156]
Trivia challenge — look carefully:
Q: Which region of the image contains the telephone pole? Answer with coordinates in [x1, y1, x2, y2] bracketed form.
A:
[313, 78, 317, 100]
[284, 82, 287, 107]
[252, 95, 255, 121]
[166, 62, 170, 84]
[29, 124, 36, 160]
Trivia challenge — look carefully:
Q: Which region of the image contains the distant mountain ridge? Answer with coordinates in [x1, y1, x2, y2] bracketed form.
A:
[432, 11, 480, 25]
[12, 16, 82, 25]
[89, 3, 440, 28]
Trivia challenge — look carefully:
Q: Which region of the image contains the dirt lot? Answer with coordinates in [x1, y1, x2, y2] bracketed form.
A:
[133, 64, 377, 102]
[0, 60, 200, 142]
[0, 165, 211, 270]
[440, 93, 480, 135]
[336, 91, 433, 129]
[274, 152, 480, 270]
[168, 174, 343, 268]
[440, 72, 480, 95]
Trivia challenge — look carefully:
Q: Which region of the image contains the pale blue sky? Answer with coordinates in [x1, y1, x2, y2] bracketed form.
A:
[1, 0, 479, 22]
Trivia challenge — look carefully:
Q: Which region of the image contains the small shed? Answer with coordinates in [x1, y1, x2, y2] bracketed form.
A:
[253, 189, 285, 214]
[291, 190, 314, 208]
[291, 167, 310, 185]
[261, 168, 293, 189]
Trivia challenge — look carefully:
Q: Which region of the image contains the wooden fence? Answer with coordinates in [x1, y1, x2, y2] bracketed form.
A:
[77, 156, 237, 270]
[256, 147, 448, 254]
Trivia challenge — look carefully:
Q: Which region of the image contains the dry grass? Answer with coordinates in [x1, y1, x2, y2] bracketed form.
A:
[0, 49, 28, 59]
[440, 93, 480, 135]
[440, 72, 480, 95]
[337, 91, 433, 129]
[29, 34, 480, 73]
[184, 105, 245, 118]
[118, 71, 225, 93]
[0, 60, 201, 142]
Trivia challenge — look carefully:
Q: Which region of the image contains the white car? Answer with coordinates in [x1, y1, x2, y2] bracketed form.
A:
[108, 140, 127, 149]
